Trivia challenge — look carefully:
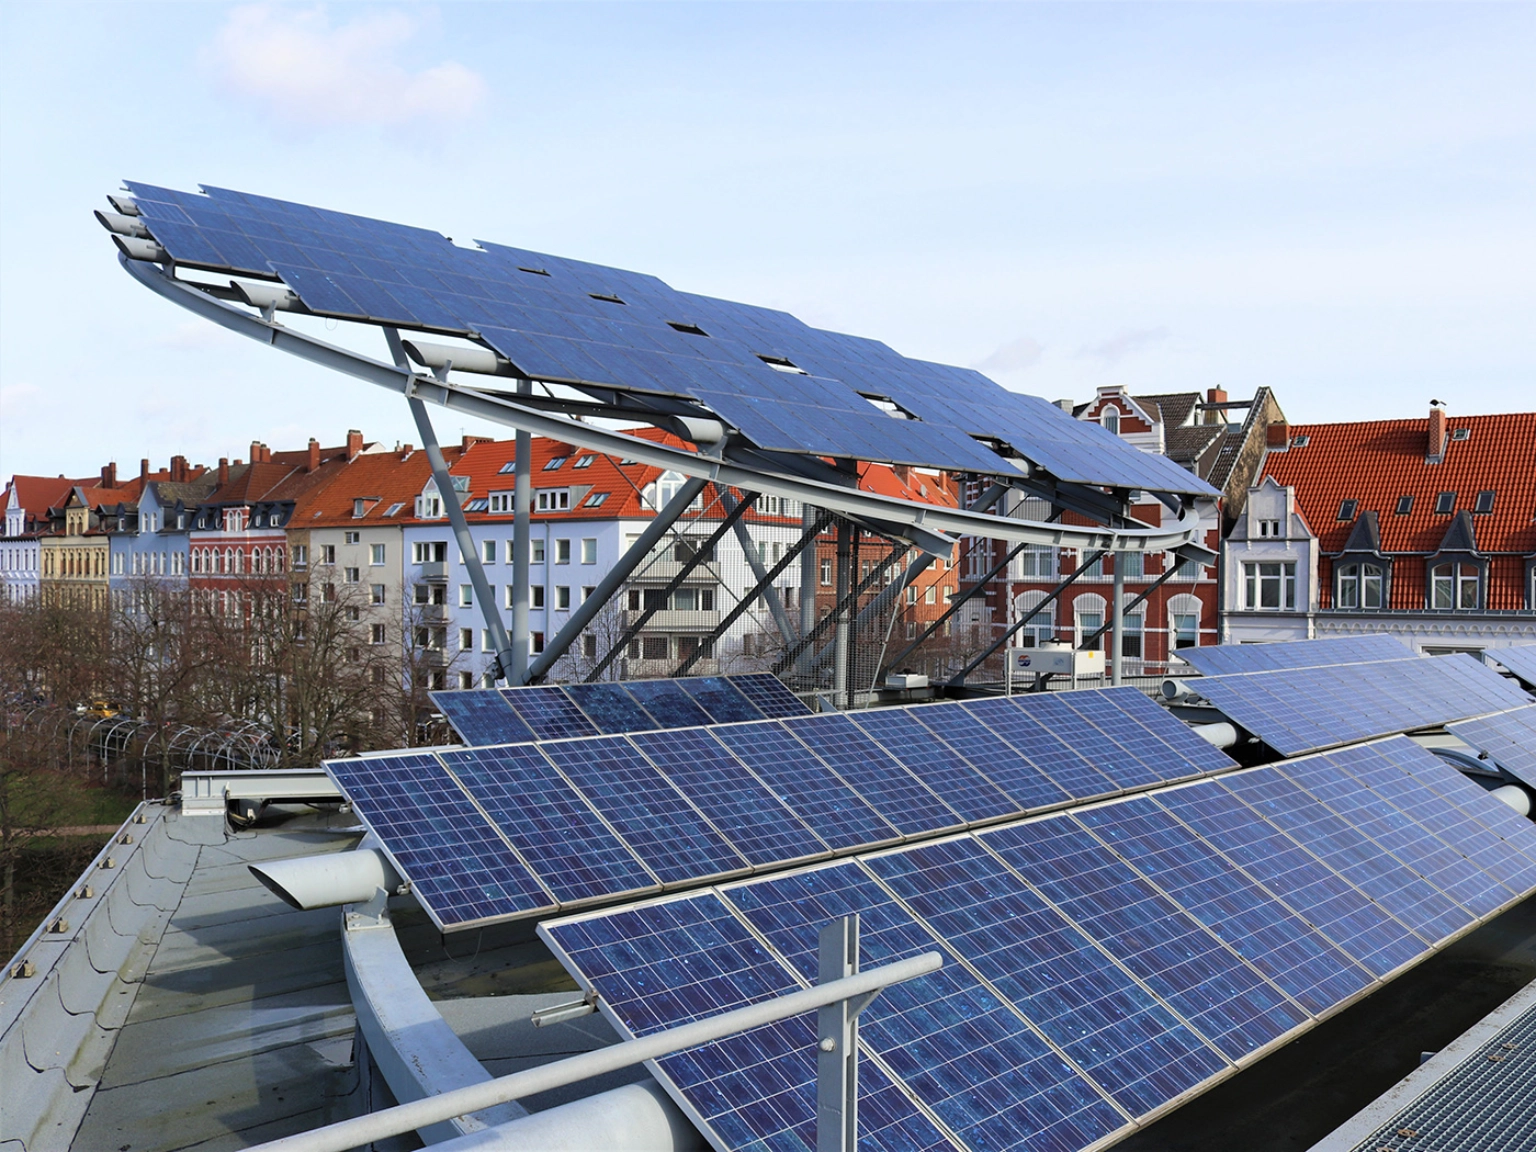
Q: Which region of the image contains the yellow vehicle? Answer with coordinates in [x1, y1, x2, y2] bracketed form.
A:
[82, 699, 120, 718]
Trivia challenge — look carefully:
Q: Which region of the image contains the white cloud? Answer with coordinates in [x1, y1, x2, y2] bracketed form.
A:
[1077, 326, 1169, 366]
[204, 5, 487, 128]
[975, 336, 1044, 374]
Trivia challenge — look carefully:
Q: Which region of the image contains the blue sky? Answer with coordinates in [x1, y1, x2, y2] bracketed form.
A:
[2, 2, 1532, 480]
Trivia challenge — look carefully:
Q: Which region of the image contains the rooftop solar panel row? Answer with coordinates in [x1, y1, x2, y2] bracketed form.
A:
[1180, 635, 1416, 676]
[1192, 654, 1531, 756]
[541, 736, 1536, 1152]
[118, 182, 1216, 494]
[329, 685, 1235, 930]
[1490, 644, 1536, 686]
[1446, 704, 1536, 791]
[430, 674, 787, 747]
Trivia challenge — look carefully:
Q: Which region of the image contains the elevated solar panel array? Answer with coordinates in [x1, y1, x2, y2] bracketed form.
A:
[1191, 654, 1531, 757]
[1179, 634, 1416, 676]
[541, 736, 1536, 1152]
[1448, 705, 1536, 791]
[115, 182, 1212, 494]
[431, 674, 807, 747]
[1491, 643, 1536, 687]
[326, 686, 1236, 931]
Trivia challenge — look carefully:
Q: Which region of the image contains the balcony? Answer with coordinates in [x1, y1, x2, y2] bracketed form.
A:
[625, 609, 722, 631]
[417, 562, 449, 582]
[413, 603, 451, 623]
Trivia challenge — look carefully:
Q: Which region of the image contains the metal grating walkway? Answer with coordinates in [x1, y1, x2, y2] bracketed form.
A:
[1311, 978, 1536, 1152]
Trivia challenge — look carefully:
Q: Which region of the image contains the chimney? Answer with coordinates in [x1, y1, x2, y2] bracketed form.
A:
[1266, 420, 1289, 447]
[1427, 404, 1447, 463]
[1205, 387, 1228, 426]
[400, 443, 414, 459]
[250, 440, 263, 463]
[308, 438, 320, 472]
[892, 463, 911, 486]
[218, 457, 229, 486]
[170, 454, 187, 482]
[347, 429, 364, 460]
[140, 458, 150, 484]
[100, 462, 117, 489]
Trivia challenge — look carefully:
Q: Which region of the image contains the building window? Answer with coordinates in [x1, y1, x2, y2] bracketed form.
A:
[1336, 562, 1384, 609]
[481, 539, 496, 564]
[371, 543, 386, 565]
[460, 584, 473, 607]
[1118, 552, 1144, 580]
[1172, 613, 1198, 649]
[1101, 407, 1120, 435]
[531, 631, 545, 654]
[1121, 613, 1144, 660]
[532, 539, 546, 563]
[482, 629, 494, 652]
[642, 635, 668, 660]
[555, 585, 571, 610]
[573, 454, 595, 469]
[1473, 490, 1495, 514]
[583, 634, 598, 658]
[582, 585, 595, 602]
[1395, 495, 1414, 516]
[1336, 499, 1357, 521]
[531, 585, 545, 608]
[925, 585, 936, 604]
[460, 628, 474, 650]
[344, 566, 360, 584]
[581, 538, 597, 564]
[1078, 611, 1104, 651]
[1256, 519, 1282, 538]
[820, 558, 833, 586]
[1243, 562, 1296, 610]
[371, 624, 386, 644]
[1430, 562, 1480, 610]
[371, 584, 386, 605]
[412, 540, 448, 564]
[344, 531, 361, 545]
[1434, 491, 1456, 515]
[1015, 607, 1054, 647]
[543, 457, 567, 471]
[1018, 546, 1054, 578]
[321, 544, 336, 565]
[586, 492, 609, 508]
[460, 671, 475, 690]
[555, 539, 571, 564]
[1175, 554, 1203, 580]
[536, 489, 570, 511]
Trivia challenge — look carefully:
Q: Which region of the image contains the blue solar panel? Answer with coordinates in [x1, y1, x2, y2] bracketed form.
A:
[726, 674, 811, 718]
[440, 745, 657, 905]
[848, 707, 1021, 822]
[1093, 687, 1238, 775]
[1181, 635, 1416, 676]
[326, 754, 553, 928]
[1011, 694, 1172, 790]
[628, 728, 829, 867]
[1193, 655, 1533, 756]
[1448, 705, 1536, 791]
[866, 838, 1230, 1116]
[1374, 738, 1536, 868]
[620, 678, 713, 729]
[541, 894, 959, 1152]
[981, 817, 1311, 1060]
[783, 714, 964, 835]
[1319, 739, 1536, 899]
[499, 685, 599, 740]
[540, 737, 748, 884]
[1279, 749, 1515, 919]
[909, 700, 1093, 804]
[1217, 768, 1474, 944]
[723, 863, 1130, 1151]
[676, 676, 765, 723]
[1490, 644, 1536, 686]
[563, 681, 660, 734]
[430, 689, 535, 747]
[1152, 780, 1428, 979]
[710, 721, 901, 851]
[956, 698, 1119, 803]
[1074, 798, 1374, 1014]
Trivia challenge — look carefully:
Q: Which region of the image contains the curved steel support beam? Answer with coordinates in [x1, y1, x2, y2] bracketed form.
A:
[120, 257, 1206, 554]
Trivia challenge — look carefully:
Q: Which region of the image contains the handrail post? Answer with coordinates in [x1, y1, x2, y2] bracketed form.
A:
[818, 914, 860, 1152]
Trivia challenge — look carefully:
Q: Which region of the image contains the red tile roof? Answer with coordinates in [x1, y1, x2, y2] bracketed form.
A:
[293, 447, 452, 526]
[1262, 412, 1536, 556]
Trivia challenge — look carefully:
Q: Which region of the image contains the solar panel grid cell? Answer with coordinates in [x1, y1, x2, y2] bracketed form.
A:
[1218, 770, 1474, 944]
[1448, 705, 1536, 791]
[627, 728, 830, 867]
[1491, 644, 1536, 685]
[326, 754, 553, 927]
[499, 685, 599, 740]
[540, 737, 749, 885]
[440, 745, 657, 904]
[1377, 739, 1536, 866]
[1037, 692, 1193, 788]
[728, 674, 812, 718]
[1279, 750, 1515, 919]
[950, 699, 1115, 805]
[979, 817, 1312, 1061]
[783, 714, 965, 836]
[677, 676, 766, 723]
[865, 838, 1231, 1118]
[1181, 635, 1416, 676]
[721, 863, 1131, 1152]
[621, 679, 713, 729]
[563, 681, 660, 734]
[1152, 782, 1429, 978]
[430, 689, 533, 747]
[1074, 799, 1374, 1014]
[1097, 688, 1238, 775]
[848, 708, 1021, 822]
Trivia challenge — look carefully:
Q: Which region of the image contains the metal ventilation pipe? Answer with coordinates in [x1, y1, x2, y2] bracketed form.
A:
[1194, 722, 1240, 749]
[95, 209, 152, 239]
[1161, 678, 1197, 701]
[1490, 784, 1532, 818]
[402, 339, 511, 377]
[234, 281, 304, 312]
[249, 848, 402, 911]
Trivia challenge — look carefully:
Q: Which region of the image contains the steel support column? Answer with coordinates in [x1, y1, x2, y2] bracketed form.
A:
[718, 488, 797, 646]
[510, 379, 533, 681]
[585, 487, 756, 682]
[948, 549, 1106, 686]
[817, 915, 874, 1152]
[832, 520, 853, 709]
[1111, 554, 1125, 687]
[525, 476, 709, 683]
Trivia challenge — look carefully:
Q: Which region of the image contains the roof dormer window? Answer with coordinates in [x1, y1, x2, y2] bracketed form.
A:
[1394, 495, 1414, 516]
[1101, 407, 1121, 435]
[1434, 491, 1456, 515]
[1473, 490, 1494, 514]
[1336, 499, 1357, 521]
